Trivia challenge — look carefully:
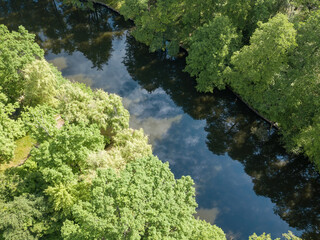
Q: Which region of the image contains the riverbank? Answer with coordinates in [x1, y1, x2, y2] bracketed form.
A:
[94, 0, 279, 130]
[93, 0, 320, 173]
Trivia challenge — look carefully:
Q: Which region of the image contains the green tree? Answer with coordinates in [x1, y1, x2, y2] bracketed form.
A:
[87, 128, 152, 173]
[249, 231, 301, 240]
[0, 89, 25, 163]
[119, 0, 149, 20]
[58, 82, 130, 142]
[22, 105, 59, 144]
[260, 10, 320, 169]
[185, 15, 239, 92]
[225, 13, 296, 110]
[30, 123, 104, 187]
[222, 0, 288, 42]
[190, 219, 227, 239]
[61, 156, 226, 240]
[3, 122, 226, 239]
[0, 195, 48, 240]
[121, 0, 185, 55]
[297, 116, 320, 170]
[0, 25, 44, 102]
[182, 0, 221, 31]
[23, 59, 64, 107]
[290, 0, 320, 13]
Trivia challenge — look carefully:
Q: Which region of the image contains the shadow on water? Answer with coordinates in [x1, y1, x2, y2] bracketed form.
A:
[122, 36, 320, 240]
[1, 1, 319, 239]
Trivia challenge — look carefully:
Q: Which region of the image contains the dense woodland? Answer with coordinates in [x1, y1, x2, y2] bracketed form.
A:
[0, 0, 318, 239]
[92, 0, 320, 172]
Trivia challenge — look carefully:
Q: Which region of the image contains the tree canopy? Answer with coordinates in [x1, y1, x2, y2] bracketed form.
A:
[0, 24, 227, 240]
[185, 15, 239, 92]
[0, 25, 44, 102]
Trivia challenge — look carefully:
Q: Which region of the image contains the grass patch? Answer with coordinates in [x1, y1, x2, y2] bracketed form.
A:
[0, 135, 36, 172]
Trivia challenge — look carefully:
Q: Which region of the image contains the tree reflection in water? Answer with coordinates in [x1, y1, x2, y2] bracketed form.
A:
[0, 0, 131, 69]
[123, 35, 320, 239]
[1, 2, 319, 238]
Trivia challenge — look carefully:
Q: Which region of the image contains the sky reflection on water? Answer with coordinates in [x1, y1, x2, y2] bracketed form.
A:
[45, 36, 299, 239]
[1, 1, 319, 239]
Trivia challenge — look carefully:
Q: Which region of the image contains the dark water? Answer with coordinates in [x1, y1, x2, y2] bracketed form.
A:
[1, 1, 319, 239]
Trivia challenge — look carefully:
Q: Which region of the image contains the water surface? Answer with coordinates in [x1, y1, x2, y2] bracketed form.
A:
[1, 1, 319, 239]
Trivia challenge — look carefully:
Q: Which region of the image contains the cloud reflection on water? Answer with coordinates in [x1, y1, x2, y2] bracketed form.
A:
[5, 2, 318, 238]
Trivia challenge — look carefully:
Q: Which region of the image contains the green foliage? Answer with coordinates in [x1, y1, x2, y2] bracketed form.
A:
[58, 82, 130, 142]
[68, 0, 320, 170]
[221, 11, 320, 170]
[296, 114, 320, 170]
[119, 0, 148, 20]
[226, 14, 296, 108]
[118, 0, 288, 55]
[22, 105, 59, 144]
[284, 9, 320, 137]
[87, 128, 152, 172]
[0, 195, 48, 240]
[23, 59, 62, 107]
[0, 89, 25, 163]
[100, 0, 124, 9]
[0, 173, 21, 202]
[1, 121, 226, 239]
[182, 0, 220, 30]
[31, 123, 104, 186]
[0, 25, 44, 102]
[0, 132, 16, 164]
[111, 128, 152, 163]
[249, 231, 301, 240]
[185, 15, 239, 92]
[21, 57, 130, 144]
[290, 0, 320, 13]
[62, 0, 94, 9]
[121, 0, 185, 55]
[21, 123, 104, 217]
[190, 219, 226, 239]
[221, 0, 253, 33]
[222, 0, 287, 41]
[61, 156, 226, 240]
[46, 124, 104, 172]
[45, 183, 75, 213]
[0, 18, 228, 240]
[236, 10, 320, 170]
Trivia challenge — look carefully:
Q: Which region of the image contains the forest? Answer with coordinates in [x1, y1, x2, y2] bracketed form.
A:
[0, 0, 318, 239]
